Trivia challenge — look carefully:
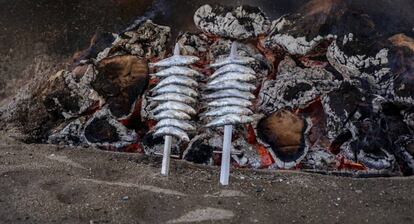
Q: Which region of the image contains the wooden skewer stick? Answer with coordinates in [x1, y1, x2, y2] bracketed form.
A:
[160, 43, 181, 176]
[219, 42, 238, 186]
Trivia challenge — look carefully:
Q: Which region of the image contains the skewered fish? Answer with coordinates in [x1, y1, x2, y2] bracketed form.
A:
[209, 72, 256, 85]
[155, 119, 196, 131]
[203, 89, 255, 100]
[152, 101, 197, 115]
[210, 56, 255, 68]
[154, 126, 190, 142]
[206, 114, 254, 127]
[207, 98, 253, 107]
[150, 43, 201, 145]
[210, 64, 255, 80]
[206, 80, 256, 91]
[150, 66, 203, 78]
[152, 84, 199, 97]
[154, 110, 192, 120]
[150, 55, 199, 67]
[151, 93, 197, 104]
[153, 75, 198, 89]
[202, 106, 253, 117]
[203, 41, 257, 129]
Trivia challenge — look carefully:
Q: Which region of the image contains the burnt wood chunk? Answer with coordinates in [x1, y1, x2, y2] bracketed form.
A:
[93, 55, 149, 118]
[257, 110, 308, 165]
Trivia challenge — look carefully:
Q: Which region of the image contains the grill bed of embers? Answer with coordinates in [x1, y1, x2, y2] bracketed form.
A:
[1, 0, 414, 177]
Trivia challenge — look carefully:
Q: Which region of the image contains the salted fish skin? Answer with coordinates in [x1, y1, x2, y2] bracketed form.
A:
[210, 64, 255, 80]
[152, 101, 196, 115]
[152, 84, 198, 97]
[154, 110, 191, 120]
[151, 93, 197, 104]
[155, 119, 196, 131]
[202, 106, 253, 117]
[203, 89, 255, 100]
[207, 97, 252, 107]
[206, 114, 254, 127]
[150, 55, 200, 67]
[209, 73, 256, 85]
[151, 66, 203, 78]
[153, 76, 198, 89]
[154, 126, 190, 142]
[210, 56, 255, 68]
[206, 80, 256, 91]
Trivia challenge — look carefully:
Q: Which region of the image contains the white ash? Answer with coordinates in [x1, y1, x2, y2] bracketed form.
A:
[302, 149, 336, 170]
[97, 20, 170, 61]
[140, 92, 156, 120]
[48, 117, 87, 146]
[194, 4, 270, 40]
[231, 137, 261, 168]
[321, 80, 367, 140]
[322, 93, 359, 140]
[258, 56, 339, 114]
[394, 136, 414, 173]
[326, 37, 391, 94]
[385, 74, 414, 107]
[340, 141, 396, 171]
[51, 67, 104, 119]
[176, 32, 212, 57]
[64, 65, 103, 113]
[262, 15, 335, 55]
[402, 110, 414, 130]
[143, 130, 182, 157]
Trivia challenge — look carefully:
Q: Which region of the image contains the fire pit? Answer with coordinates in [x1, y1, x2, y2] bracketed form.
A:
[1, 0, 414, 177]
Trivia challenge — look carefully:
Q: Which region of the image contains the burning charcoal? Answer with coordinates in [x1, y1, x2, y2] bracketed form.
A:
[322, 81, 370, 140]
[48, 117, 88, 146]
[393, 136, 414, 175]
[43, 66, 104, 119]
[183, 134, 216, 165]
[194, 4, 270, 40]
[142, 130, 182, 157]
[385, 34, 414, 106]
[176, 32, 212, 59]
[402, 110, 414, 129]
[258, 56, 339, 114]
[326, 35, 390, 94]
[92, 55, 149, 119]
[256, 110, 310, 169]
[340, 140, 396, 171]
[231, 137, 262, 169]
[262, 0, 343, 55]
[98, 20, 171, 60]
[83, 108, 137, 150]
[302, 149, 336, 170]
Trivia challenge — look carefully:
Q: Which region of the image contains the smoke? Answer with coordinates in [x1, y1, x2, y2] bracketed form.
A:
[121, 0, 170, 33]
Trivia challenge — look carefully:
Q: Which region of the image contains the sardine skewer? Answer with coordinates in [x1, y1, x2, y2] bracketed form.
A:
[205, 42, 257, 185]
[150, 43, 201, 176]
